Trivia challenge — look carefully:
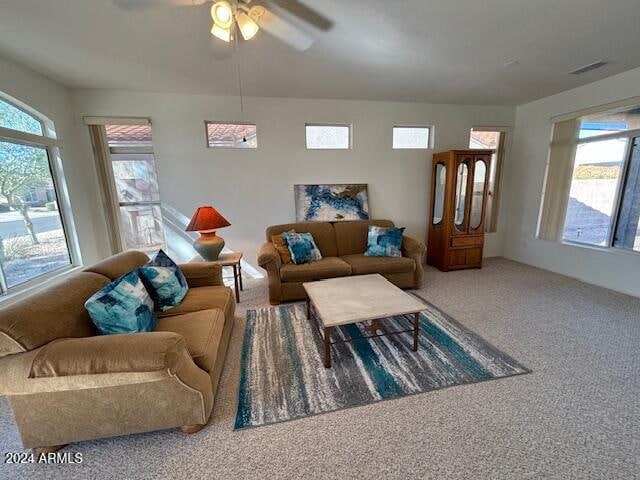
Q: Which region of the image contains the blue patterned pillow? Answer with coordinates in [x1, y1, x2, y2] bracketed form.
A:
[85, 270, 157, 335]
[283, 232, 323, 264]
[364, 225, 405, 257]
[139, 250, 189, 312]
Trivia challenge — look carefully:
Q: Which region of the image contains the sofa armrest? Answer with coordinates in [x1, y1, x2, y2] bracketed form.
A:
[178, 262, 223, 287]
[29, 332, 190, 378]
[257, 242, 282, 273]
[258, 242, 283, 305]
[402, 235, 426, 261]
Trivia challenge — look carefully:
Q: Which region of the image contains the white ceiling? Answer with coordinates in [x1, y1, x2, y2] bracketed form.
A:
[1, 0, 640, 105]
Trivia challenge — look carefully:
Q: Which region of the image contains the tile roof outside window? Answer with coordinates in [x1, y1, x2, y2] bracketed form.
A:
[105, 124, 153, 147]
[206, 122, 257, 148]
[469, 130, 500, 149]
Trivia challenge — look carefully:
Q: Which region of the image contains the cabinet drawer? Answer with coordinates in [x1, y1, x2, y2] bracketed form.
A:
[448, 249, 467, 267]
[448, 247, 483, 269]
[450, 236, 483, 248]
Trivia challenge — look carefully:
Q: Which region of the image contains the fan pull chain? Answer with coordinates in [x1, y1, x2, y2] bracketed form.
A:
[234, 30, 247, 143]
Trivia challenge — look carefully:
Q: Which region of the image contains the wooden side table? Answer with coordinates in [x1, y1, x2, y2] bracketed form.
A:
[208, 252, 243, 303]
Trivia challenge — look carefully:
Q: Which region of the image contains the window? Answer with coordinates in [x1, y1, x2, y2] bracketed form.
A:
[0, 95, 77, 295]
[468, 128, 508, 232]
[305, 124, 351, 149]
[101, 123, 165, 253]
[541, 101, 640, 252]
[205, 121, 257, 148]
[563, 138, 627, 245]
[578, 107, 640, 139]
[613, 137, 640, 250]
[0, 102, 43, 136]
[560, 105, 640, 250]
[392, 126, 431, 149]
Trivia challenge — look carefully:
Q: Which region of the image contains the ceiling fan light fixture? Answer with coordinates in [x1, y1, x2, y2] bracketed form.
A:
[211, 23, 231, 42]
[236, 11, 259, 41]
[248, 5, 266, 22]
[211, 0, 233, 29]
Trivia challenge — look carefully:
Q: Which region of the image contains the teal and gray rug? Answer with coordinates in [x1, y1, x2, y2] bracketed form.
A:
[235, 296, 530, 429]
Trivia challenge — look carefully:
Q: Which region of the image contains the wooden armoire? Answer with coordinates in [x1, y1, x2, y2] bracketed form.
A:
[427, 149, 492, 271]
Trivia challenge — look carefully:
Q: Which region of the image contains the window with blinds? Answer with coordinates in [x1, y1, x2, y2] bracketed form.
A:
[539, 101, 640, 253]
[86, 119, 166, 254]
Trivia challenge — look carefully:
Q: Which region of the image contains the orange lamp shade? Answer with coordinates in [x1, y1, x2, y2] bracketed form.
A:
[185, 206, 231, 233]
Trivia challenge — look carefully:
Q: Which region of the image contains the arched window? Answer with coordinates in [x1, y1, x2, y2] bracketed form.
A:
[0, 93, 78, 296]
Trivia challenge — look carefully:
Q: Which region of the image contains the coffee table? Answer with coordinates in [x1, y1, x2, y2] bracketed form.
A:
[303, 274, 425, 368]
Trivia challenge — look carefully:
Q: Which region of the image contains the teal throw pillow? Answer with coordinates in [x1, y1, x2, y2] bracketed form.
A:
[283, 232, 323, 264]
[139, 250, 189, 312]
[85, 270, 157, 335]
[364, 225, 405, 257]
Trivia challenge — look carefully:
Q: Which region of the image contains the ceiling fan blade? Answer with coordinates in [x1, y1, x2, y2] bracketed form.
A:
[252, 5, 316, 51]
[112, 0, 205, 10]
[265, 0, 333, 32]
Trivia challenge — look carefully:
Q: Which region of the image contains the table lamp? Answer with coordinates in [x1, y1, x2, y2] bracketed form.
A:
[185, 205, 231, 261]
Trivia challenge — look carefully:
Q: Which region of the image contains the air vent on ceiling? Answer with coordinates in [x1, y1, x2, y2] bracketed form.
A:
[568, 61, 608, 75]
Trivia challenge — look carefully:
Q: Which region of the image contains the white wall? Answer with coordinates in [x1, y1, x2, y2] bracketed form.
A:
[4, 52, 639, 298]
[504, 66, 640, 298]
[70, 90, 515, 267]
[0, 56, 109, 265]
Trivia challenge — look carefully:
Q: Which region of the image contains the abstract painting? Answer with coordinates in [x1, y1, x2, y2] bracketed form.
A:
[294, 184, 369, 222]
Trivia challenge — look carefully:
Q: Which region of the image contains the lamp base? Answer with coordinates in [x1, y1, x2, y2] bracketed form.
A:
[193, 231, 225, 261]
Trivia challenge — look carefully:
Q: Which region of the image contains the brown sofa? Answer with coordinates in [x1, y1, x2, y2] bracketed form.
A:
[258, 219, 426, 304]
[0, 250, 235, 452]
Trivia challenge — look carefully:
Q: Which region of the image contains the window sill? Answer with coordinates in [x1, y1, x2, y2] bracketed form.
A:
[560, 240, 640, 257]
[0, 264, 83, 307]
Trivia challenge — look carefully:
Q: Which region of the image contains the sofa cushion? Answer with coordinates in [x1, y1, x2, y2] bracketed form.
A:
[341, 254, 415, 275]
[0, 272, 109, 354]
[334, 220, 395, 256]
[178, 262, 223, 288]
[85, 270, 157, 335]
[156, 286, 234, 321]
[83, 250, 150, 281]
[154, 309, 225, 373]
[283, 232, 323, 264]
[280, 257, 351, 282]
[139, 250, 189, 312]
[271, 229, 295, 264]
[365, 225, 405, 257]
[139, 265, 188, 312]
[266, 222, 338, 257]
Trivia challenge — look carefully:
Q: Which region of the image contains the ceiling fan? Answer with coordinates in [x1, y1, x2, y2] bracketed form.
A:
[112, 0, 332, 51]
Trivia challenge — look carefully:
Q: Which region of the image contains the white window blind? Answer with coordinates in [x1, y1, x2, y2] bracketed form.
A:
[537, 119, 579, 241]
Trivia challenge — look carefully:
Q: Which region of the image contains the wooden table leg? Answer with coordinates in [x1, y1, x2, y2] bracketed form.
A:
[413, 312, 420, 351]
[306, 299, 311, 319]
[365, 319, 380, 334]
[232, 265, 240, 303]
[238, 262, 243, 291]
[324, 326, 332, 368]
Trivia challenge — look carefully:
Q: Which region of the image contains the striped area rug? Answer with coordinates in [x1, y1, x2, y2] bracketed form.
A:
[235, 295, 530, 429]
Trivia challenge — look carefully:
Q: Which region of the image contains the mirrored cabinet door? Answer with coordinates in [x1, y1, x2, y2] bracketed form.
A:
[454, 161, 469, 230]
[470, 159, 487, 231]
[433, 163, 446, 225]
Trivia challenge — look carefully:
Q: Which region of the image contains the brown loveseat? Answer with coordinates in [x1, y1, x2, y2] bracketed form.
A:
[0, 250, 234, 452]
[258, 219, 426, 304]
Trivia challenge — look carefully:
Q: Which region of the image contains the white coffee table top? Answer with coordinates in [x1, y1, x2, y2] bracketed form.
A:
[303, 274, 425, 327]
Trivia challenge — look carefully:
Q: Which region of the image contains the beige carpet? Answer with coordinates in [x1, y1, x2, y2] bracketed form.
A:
[1, 258, 639, 479]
